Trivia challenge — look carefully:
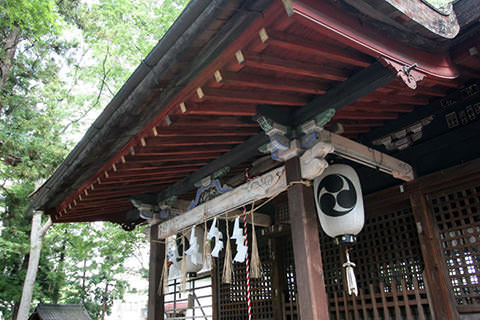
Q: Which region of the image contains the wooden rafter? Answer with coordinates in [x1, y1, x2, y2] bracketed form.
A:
[260, 28, 371, 67]
[236, 50, 349, 81]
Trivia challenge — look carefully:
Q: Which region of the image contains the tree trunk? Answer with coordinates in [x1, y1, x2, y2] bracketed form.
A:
[100, 282, 109, 320]
[0, 27, 21, 93]
[15, 212, 52, 320]
[52, 230, 67, 304]
[81, 257, 87, 302]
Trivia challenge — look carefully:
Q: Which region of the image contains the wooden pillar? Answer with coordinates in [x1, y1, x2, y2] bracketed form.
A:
[211, 258, 219, 320]
[271, 234, 288, 320]
[285, 157, 329, 319]
[148, 224, 165, 320]
[410, 192, 459, 320]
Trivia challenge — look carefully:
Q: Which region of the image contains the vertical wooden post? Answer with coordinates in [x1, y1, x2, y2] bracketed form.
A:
[271, 235, 287, 320]
[148, 224, 165, 320]
[285, 157, 330, 319]
[211, 258, 219, 320]
[409, 192, 459, 320]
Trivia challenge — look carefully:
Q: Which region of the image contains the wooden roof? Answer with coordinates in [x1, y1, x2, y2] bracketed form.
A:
[28, 304, 92, 320]
[30, 0, 480, 226]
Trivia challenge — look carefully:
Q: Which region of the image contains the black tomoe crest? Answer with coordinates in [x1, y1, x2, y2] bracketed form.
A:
[313, 164, 365, 238]
[317, 174, 357, 217]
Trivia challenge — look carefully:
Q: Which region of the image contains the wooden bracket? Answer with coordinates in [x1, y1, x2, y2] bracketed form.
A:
[317, 130, 414, 181]
[380, 57, 425, 90]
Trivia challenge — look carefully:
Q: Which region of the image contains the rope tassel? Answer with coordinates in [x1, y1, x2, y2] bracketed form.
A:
[203, 217, 212, 270]
[158, 242, 169, 295]
[180, 236, 187, 292]
[249, 203, 262, 279]
[222, 212, 233, 283]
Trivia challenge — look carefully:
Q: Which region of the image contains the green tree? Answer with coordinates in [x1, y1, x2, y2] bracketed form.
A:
[0, 0, 188, 319]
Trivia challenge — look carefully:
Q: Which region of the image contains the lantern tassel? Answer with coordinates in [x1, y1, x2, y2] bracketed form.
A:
[250, 204, 262, 278]
[343, 248, 358, 296]
[180, 236, 187, 292]
[222, 212, 233, 283]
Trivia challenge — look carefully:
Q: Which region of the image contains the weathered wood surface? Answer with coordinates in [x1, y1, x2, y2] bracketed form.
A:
[147, 224, 165, 320]
[285, 157, 329, 319]
[157, 166, 286, 239]
[409, 192, 459, 320]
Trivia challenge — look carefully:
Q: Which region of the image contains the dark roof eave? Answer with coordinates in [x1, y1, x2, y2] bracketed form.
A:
[29, 0, 274, 216]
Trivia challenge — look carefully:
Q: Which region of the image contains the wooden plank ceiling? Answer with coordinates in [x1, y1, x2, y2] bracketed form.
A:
[51, 0, 476, 224]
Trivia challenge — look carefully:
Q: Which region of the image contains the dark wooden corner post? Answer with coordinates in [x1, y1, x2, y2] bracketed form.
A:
[286, 157, 330, 319]
[410, 192, 459, 320]
[148, 224, 165, 320]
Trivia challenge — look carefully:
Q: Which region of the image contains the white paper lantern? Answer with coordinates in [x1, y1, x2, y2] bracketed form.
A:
[313, 164, 364, 241]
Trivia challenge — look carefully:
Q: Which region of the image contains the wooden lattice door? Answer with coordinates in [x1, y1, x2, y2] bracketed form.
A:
[427, 181, 480, 314]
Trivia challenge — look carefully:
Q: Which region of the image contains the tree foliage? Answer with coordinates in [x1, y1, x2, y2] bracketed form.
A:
[0, 0, 188, 319]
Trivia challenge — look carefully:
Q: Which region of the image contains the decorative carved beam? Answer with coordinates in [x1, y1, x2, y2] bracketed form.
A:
[157, 166, 286, 239]
[157, 135, 413, 237]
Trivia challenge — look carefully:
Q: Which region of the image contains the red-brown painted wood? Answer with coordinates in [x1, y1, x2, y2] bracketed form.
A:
[218, 70, 328, 94]
[198, 87, 308, 106]
[169, 115, 258, 128]
[145, 136, 247, 147]
[241, 51, 349, 81]
[148, 225, 165, 320]
[346, 103, 414, 113]
[265, 29, 371, 67]
[334, 111, 398, 120]
[409, 192, 460, 320]
[285, 157, 329, 319]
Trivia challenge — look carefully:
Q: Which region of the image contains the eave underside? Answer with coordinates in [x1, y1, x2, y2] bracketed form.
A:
[32, 0, 480, 225]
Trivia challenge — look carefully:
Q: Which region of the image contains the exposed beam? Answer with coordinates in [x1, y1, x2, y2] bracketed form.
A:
[196, 87, 308, 106]
[156, 133, 269, 203]
[180, 102, 257, 116]
[292, 61, 396, 125]
[358, 93, 429, 105]
[346, 103, 413, 113]
[144, 136, 247, 147]
[150, 127, 258, 137]
[135, 147, 232, 157]
[124, 153, 226, 164]
[238, 50, 349, 81]
[115, 161, 209, 171]
[96, 174, 190, 185]
[154, 63, 397, 204]
[288, 0, 459, 79]
[334, 110, 398, 120]
[157, 166, 286, 238]
[107, 168, 195, 179]
[261, 28, 371, 67]
[319, 130, 414, 181]
[216, 70, 329, 94]
[169, 115, 258, 128]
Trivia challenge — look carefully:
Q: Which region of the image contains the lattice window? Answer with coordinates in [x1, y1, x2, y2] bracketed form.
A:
[216, 222, 274, 319]
[164, 273, 213, 319]
[429, 183, 480, 306]
[320, 202, 425, 294]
